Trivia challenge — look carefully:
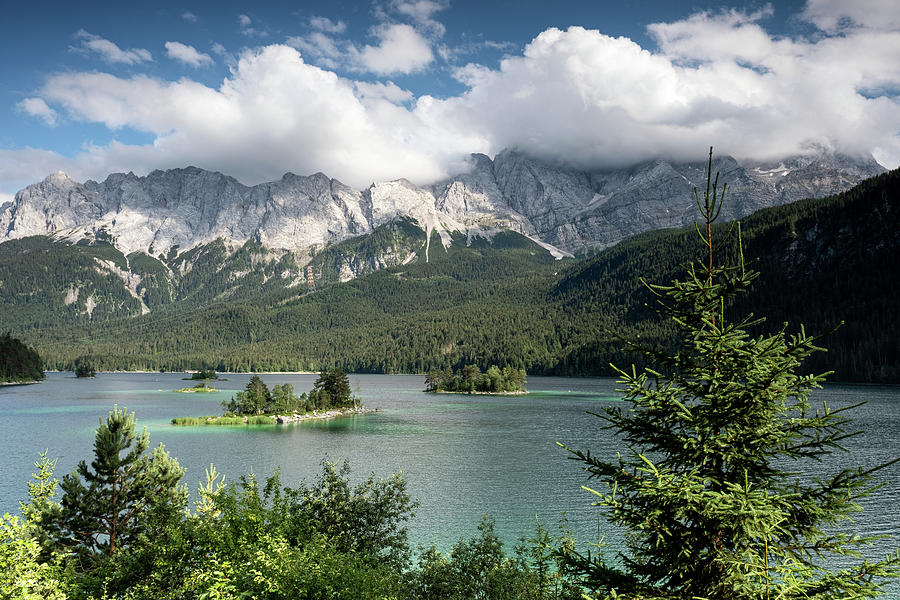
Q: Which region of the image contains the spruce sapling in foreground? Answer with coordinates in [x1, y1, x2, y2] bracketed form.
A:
[561, 148, 900, 599]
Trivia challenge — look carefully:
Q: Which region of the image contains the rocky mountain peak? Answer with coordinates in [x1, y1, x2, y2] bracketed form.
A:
[0, 148, 886, 262]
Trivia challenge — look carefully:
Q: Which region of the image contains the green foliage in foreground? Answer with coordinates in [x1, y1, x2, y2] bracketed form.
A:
[38, 406, 186, 569]
[425, 364, 527, 393]
[4, 410, 580, 600]
[561, 152, 900, 599]
[0, 331, 44, 383]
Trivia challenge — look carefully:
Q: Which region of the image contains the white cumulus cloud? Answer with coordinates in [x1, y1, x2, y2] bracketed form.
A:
[165, 41, 214, 67]
[802, 0, 900, 32]
[17, 97, 58, 125]
[356, 24, 434, 75]
[5, 6, 900, 198]
[72, 30, 153, 65]
[24, 45, 471, 189]
[428, 17, 900, 169]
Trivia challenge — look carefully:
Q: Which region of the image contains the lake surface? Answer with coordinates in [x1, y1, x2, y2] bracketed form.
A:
[2, 373, 899, 589]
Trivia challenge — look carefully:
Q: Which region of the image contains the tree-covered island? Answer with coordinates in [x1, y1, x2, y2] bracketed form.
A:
[174, 370, 224, 392]
[172, 369, 366, 425]
[425, 364, 527, 394]
[183, 369, 220, 381]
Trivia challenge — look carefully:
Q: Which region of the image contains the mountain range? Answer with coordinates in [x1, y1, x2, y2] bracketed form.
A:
[1, 148, 884, 264]
[1, 149, 896, 382]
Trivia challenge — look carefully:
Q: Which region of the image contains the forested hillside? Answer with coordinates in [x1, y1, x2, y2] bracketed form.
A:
[24, 231, 563, 373]
[0, 333, 44, 382]
[554, 168, 900, 381]
[2, 169, 897, 381]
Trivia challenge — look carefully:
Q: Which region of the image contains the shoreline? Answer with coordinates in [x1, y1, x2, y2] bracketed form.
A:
[172, 406, 372, 426]
[275, 406, 372, 423]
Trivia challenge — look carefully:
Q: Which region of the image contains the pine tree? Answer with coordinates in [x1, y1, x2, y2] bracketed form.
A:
[44, 405, 186, 570]
[312, 368, 354, 408]
[562, 149, 900, 599]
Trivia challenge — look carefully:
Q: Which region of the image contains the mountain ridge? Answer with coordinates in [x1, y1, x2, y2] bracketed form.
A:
[1, 148, 884, 261]
[4, 167, 896, 381]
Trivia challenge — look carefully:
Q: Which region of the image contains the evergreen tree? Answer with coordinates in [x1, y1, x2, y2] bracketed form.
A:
[245, 374, 273, 414]
[311, 368, 353, 408]
[43, 406, 186, 570]
[225, 375, 274, 414]
[562, 150, 900, 599]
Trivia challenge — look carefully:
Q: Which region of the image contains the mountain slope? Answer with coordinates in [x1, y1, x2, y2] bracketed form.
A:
[23, 228, 564, 373]
[552, 167, 900, 380]
[2, 164, 896, 382]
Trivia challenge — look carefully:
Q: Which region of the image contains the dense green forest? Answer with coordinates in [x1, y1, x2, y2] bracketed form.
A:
[1, 170, 897, 381]
[0, 332, 45, 383]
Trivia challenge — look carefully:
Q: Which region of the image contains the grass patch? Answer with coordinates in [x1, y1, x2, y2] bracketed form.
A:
[171, 415, 275, 425]
[171, 416, 216, 425]
[247, 415, 275, 424]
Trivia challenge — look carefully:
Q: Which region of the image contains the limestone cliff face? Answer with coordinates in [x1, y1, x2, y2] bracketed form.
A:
[1, 149, 884, 263]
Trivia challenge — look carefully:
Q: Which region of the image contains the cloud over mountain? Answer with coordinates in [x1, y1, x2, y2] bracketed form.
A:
[4, 3, 899, 195]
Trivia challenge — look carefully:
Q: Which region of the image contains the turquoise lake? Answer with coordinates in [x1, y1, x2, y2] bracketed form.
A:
[1, 372, 899, 589]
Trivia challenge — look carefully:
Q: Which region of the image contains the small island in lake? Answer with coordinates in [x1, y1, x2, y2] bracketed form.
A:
[172, 368, 367, 425]
[174, 383, 218, 393]
[181, 369, 226, 381]
[174, 370, 224, 392]
[75, 358, 96, 378]
[425, 364, 527, 394]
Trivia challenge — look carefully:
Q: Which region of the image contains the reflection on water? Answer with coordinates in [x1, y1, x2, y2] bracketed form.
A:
[1, 372, 898, 595]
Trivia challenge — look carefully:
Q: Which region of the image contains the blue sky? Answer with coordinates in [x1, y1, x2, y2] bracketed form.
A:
[2, 0, 899, 199]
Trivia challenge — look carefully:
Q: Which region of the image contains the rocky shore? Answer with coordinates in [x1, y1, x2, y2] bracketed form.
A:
[275, 406, 372, 423]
